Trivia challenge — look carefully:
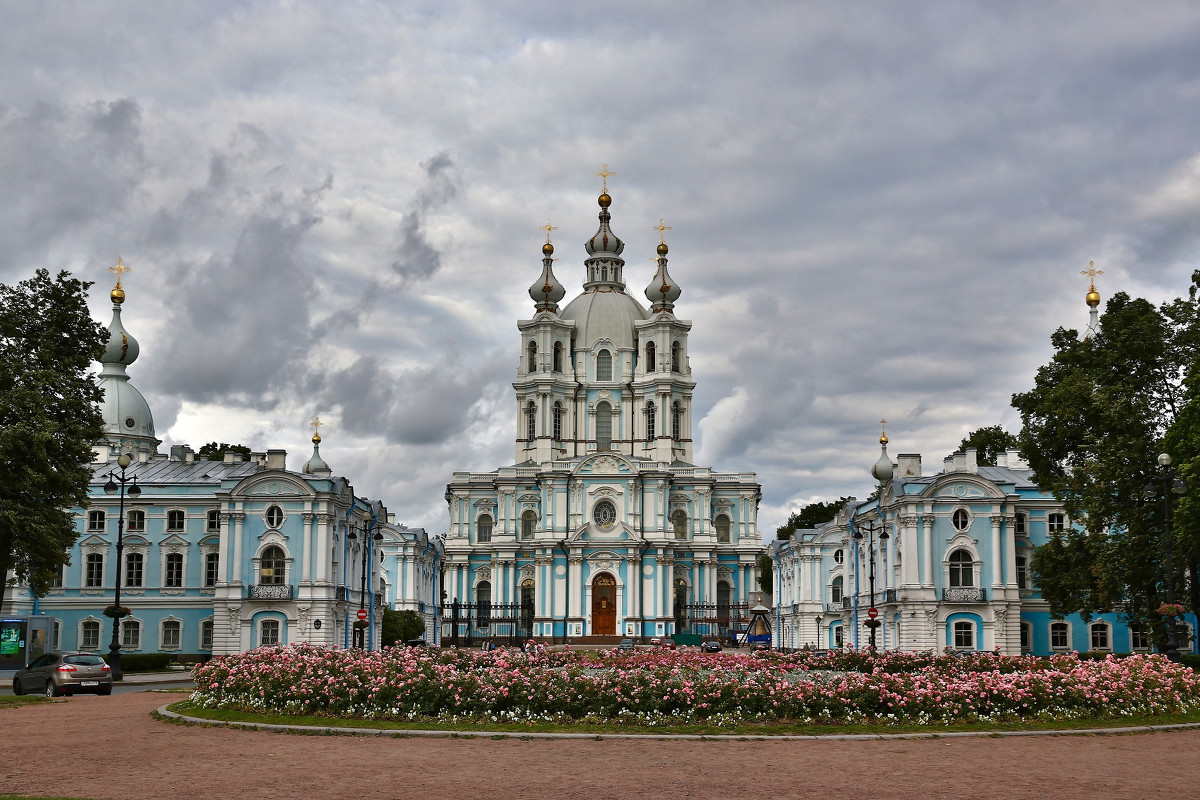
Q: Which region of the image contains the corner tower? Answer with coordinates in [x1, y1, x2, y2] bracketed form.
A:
[95, 259, 160, 462]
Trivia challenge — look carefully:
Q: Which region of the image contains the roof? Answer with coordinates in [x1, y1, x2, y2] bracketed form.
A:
[89, 458, 263, 487]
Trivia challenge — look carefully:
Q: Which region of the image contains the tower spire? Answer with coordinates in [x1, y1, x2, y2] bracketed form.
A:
[304, 417, 331, 476]
[645, 218, 682, 313]
[1082, 260, 1102, 339]
[529, 219, 566, 312]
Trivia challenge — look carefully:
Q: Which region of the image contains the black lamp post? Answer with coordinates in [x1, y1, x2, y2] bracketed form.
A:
[853, 518, 889, 650]
[346, 523, 384, 649]
[814, 614, 823, 650]
[103, 453, 140, 681]
[1145, 452, 1187, 661]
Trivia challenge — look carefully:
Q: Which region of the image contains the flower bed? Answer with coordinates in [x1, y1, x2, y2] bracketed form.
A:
[189, 645, 1200, 728]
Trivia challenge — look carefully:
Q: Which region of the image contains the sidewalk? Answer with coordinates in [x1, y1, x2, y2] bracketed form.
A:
[1, 670, 193, 690]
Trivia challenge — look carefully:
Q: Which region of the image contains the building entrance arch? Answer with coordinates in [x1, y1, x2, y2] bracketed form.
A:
[591, 573, 617, 635]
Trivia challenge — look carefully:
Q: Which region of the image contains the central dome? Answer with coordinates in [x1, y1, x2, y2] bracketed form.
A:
[560, 289, 648, 351]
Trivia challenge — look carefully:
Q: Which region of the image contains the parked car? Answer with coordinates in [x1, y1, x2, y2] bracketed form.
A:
[648, 637, 662, 647]
[700, 640, 722, 653]
[750, 641, 772, 652]
[617, 638, 636, 652]
[655, 638, 677, 650]
[13, 651, 113, 697]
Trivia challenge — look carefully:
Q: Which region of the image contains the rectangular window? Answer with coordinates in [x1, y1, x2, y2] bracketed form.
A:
[1016, 556, 1028, 590]
[127, 509, 145, 531]
[85, 553, 104, 587]
[207, 509, 221, 531]
[260, 619, 280, 646]
[125, 553, 143, 587]
[122, 620, 141, 650]
[50, 563, 64, 588]
[1131, 628, 1152, 651]
[200, 619, 214, 651]
[953, 620, 974, 649]
[161, 620, 181, 650]
[88, 510, 105, 530]
[205, 552, 220, 587]
[1015, 514, 1027, 535]
[1020, 622, 1031, 651]
[1050, 622, 1069, 650]
[1048, 513, 1066, 533]
[164, 553, 183, 588]
[81, 620, 101, 650]
[53, 620, 61, 650]
[167, 510, 185, 531]
[1090, 624, 1110, 651]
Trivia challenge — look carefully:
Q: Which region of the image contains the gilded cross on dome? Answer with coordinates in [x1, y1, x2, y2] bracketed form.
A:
[108, 257, 131, 289]
[594, 163, 615, 193]
[1081, 260, 1103, 291]
[540, 219, 558, 243]
[653, 219, 671, 244]
[879, 419, 888, 446]
[310, 416, 324, 442]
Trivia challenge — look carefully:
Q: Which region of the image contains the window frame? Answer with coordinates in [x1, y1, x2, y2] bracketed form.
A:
[951, 508, 970, 532]
[1020, 621, 1032, 652]
[204, 551, 220, 587]
[127, 509, 145, 531]
[259, 546, 286, 585]
[88, 509, 105, 531]
[552, 341, 563, 373]
[526, 401, 537, 442]
[520, 509, 537, 540]
[265, 505, 284, 529]
[1089, 621, 1111, 651]
[596, 349, 613, 382]
[953, 619, 975, 650]
[161, 619, 182, 651]
[671, 341, 681, 372]
[671, 402, 681, 441]
[715, 514, 731, 543]
[200, 619, 214, 651]
[1016, 555, 1028, 590]
[166, 509, 185, 531]
[476, 513, 493, 543]
[595, 401, 612, 450]
[1050, 621, 1070, 650]
[645, 341, 656, 372]
[1130, 627, 1152, 651]
[81, 619, 101, 650]
[948, 549, 974, 588]
[1048, 513, 1066, 533]
[206, 509, 221, 532]
[671, 510, 688, 540]
[646, 401, 656, 440]
[831, 575, 843, 604]
[260, 618, 281, 647]
[121, 619, 141, 650]
[164, 552, 184, 588]
[124, 552, 144, 588]
[552, 402, 563, 441]
[85, 553, 104, 587]
[527, 340, 537, 373]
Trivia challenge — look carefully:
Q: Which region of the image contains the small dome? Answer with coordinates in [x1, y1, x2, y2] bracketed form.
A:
[111, 286, 125, 304]
[542, 241, 554, 256]
[101, 305, 140, 366]
[657, 242, 668, 256]
[586, 195, 624, 257]
[598, 192, 611, 208]
[1086, 289, 1101, 307]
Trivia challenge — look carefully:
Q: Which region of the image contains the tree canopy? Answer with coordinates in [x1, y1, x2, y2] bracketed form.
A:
[381, 608, 427, 646]
[197, 442, 252, 461]
[0, 270, 107, 611]
[959, 425, 1019, 466]
[1012, 272, 1200, 643]
[776, 497, 851, 539]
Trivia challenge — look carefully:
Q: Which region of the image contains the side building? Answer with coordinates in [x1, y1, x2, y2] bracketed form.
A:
[2, 276, 441, 659]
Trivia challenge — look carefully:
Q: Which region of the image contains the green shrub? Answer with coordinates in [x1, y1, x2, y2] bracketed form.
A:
[1178, 654, 1200, 671]
[104, 652, 172, 672]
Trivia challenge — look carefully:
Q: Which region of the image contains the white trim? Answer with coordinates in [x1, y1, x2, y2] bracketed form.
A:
[1049, 620, 1072, 651]
[160, 616, 183, 651]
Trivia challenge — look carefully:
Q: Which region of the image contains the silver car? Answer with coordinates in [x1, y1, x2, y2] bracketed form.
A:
[12, 651, 113, 697]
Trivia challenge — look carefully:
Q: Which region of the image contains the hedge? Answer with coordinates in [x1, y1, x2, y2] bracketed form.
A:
[103, 652, 173, 672]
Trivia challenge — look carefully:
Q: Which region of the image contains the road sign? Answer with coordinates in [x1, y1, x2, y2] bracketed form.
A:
[357, 609, 368, 621]
[867, 608, 879, 620]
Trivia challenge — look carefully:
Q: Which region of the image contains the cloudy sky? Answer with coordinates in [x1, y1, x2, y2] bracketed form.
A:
[4, 2, 1200, 536]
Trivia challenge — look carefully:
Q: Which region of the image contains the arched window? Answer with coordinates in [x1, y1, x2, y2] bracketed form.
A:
[596, 350, 613, 381]
[831, 575, 843, 603]
[521, 510, 537, 540]
[715, 514, 731, 543]
[526, 401, 537, 442]
[477, 514, 493, 543]
[260, 546, 285, 585]
[672, 402, 682, 441]
[645, 341, 656, 372]
[476, 581, 492, 625]
[953, 620, 975, 650]
[717, 581, 731, 618]
[527, 340, 537, 372]
[948, 549, 973, 587]
[164, 553, 183, 588]
[671, 341, 682, 372]
[552, 402, 563, 441]
[671, 510, 687, 540]
[553, 341, 563, 372]
[646, 402, 656, 440]
[595, 401, 612, 450]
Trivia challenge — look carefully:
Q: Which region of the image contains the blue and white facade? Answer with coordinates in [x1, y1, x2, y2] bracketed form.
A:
[442, 189, 764, 641]
[2, 279, 441, 657]
[770, 445, 1199, 656]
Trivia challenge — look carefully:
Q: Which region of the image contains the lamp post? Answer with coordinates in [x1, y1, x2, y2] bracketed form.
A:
[346, 523, 383, 649]
[814, 614, 823, 650]
[853, 517, 889, 650]
[1145, 452, 1188, 661]
[103, 454, 140, 681]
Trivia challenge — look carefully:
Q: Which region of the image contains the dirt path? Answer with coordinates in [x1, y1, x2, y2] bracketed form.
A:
[4, 692, 1199, 799]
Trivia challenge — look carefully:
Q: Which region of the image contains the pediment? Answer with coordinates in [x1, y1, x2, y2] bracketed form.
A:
[232, 472, 316, 499]
[576, 453, 634, 476]
[160, 533, 189, 549]
[932, 480, 999, 500]
[78, 534, 108, 548]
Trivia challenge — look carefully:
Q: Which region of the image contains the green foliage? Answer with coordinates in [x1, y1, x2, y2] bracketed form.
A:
[0, 270, 107, 611]
[381, 608, 426, 645]
[959, 425, 1019, 466]
[1013, 272, 1200, 644]
[104, 652, 173, 671]
[756, 554, 773, 594]
[1179, 654, 1200, 672]
[776, 497, 850, 539]
[197, 442, 252, 461]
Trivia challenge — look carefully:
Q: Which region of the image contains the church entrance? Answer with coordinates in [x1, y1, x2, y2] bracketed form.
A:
[591, 573, 616, 635]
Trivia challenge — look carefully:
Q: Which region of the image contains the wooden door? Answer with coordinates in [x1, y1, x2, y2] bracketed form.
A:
[592, 573, 616, 635]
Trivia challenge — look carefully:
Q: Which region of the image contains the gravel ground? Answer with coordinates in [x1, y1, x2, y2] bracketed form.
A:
[3, 692, 1200, 800]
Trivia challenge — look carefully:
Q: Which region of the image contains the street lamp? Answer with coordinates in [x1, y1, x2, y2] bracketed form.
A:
[102, 453, 140, 681]
[1145, 452, 1188, 661]
[853, 517, 889, 650]
[346, 523, 384, 649]
[814, 614, 823, 650]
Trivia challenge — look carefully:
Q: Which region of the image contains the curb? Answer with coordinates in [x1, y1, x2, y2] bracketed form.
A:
[155, 705, 1200, 741]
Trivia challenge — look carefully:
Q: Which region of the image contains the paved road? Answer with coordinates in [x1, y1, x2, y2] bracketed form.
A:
[0, 679, 192, 696]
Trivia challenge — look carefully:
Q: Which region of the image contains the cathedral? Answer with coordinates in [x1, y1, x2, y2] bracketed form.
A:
[442, 178, 764, 643]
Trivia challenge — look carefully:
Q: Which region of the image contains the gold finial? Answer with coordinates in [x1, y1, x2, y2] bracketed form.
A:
[1082, 260, 1103, 307]
[879, 418, 888, 446]
[108, 257, 130, 304]
[310, 416, 323, 444]
[594, 163, 615, 193]
[540, 219, 558, 256]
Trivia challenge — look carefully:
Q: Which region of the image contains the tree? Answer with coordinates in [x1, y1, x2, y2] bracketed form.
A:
[197, 442, 252, 461]
[381, 608, 427, 646]
[1012, 273, 1200, 644]
[0, 270, 108, 612]
[959, 425, 1019, 466]
[776, 497, 851, 539]
[756, 554, 773, 595]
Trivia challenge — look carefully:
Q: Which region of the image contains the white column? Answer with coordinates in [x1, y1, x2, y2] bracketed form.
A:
[1005, 515, 1019, 590]
[303, 512, 315, 582]
[217, 511, 232, 585]
[990, 515, 1002, 589]
[922, 514, 934, 587]
[232, 513, 245, 584]
[569, 557, 582, 619]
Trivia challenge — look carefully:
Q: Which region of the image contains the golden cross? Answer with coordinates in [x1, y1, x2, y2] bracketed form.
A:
[311, 416, 323, 436]
[108, 257, 131, 288]
[653, 219, 671, 244]
[540, 218, 558, 243]
[1081, 260, 1103, 291]
[595, 163, 614, 192]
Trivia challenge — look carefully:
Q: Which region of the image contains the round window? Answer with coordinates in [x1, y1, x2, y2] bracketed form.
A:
[124, 417, 136, 428]
[952, 508, 970, 532]
[593, 501, 617, 530]
[265, 505, 284, 528]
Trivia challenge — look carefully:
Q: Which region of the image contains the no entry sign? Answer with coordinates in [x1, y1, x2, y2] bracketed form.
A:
[357, 609, 368, 621]
[867, 608, 879, 620]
